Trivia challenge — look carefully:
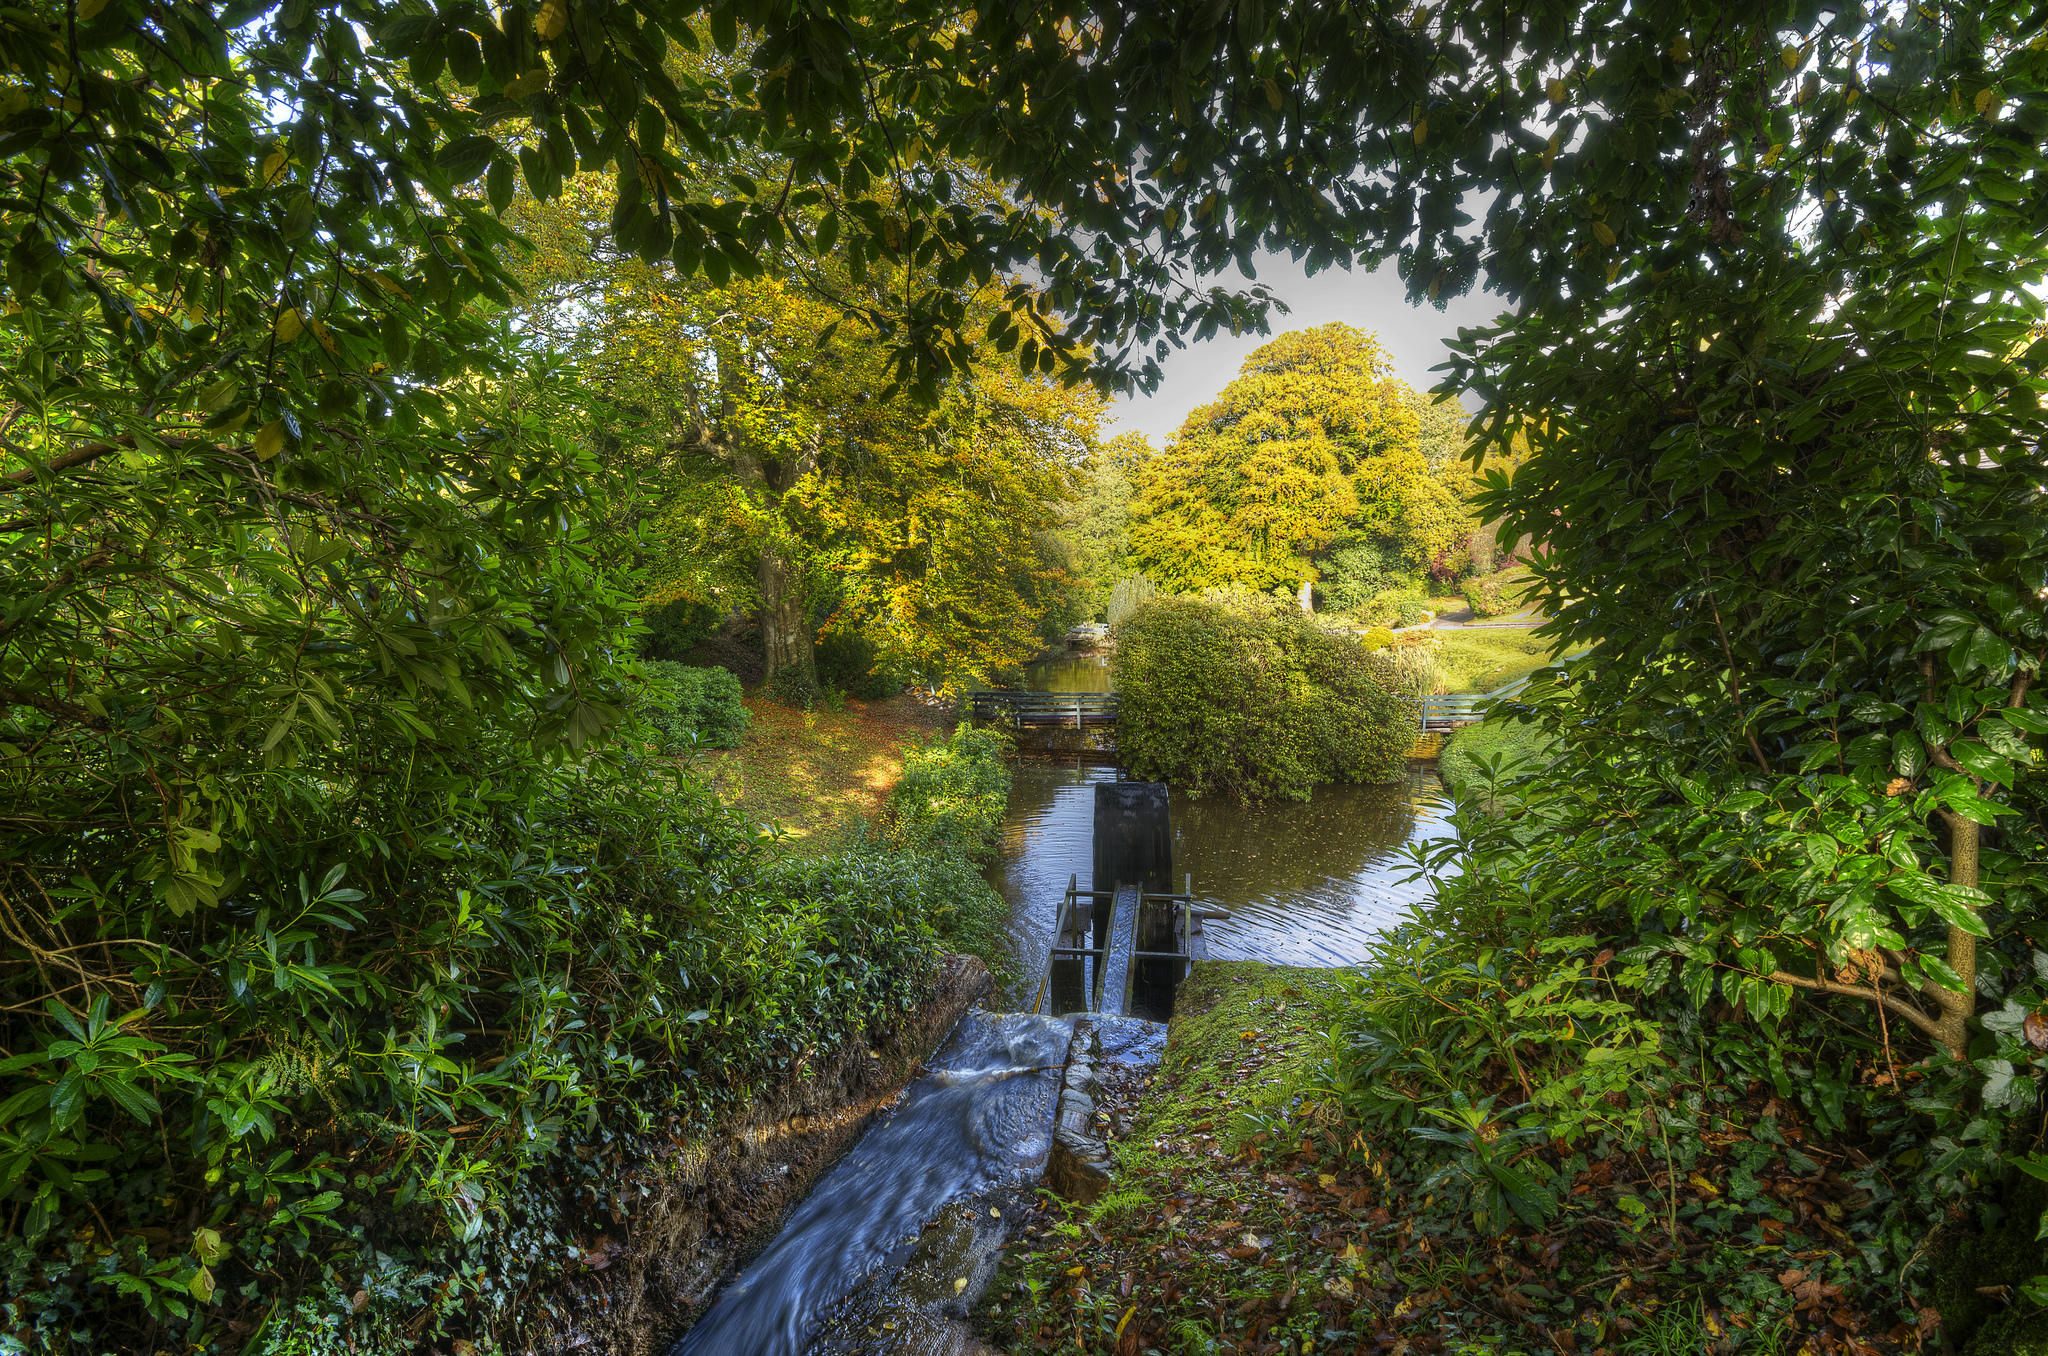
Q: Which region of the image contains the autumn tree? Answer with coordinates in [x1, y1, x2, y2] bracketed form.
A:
[1128, 324, 1478, 595]
[509, 172, 1098, 692]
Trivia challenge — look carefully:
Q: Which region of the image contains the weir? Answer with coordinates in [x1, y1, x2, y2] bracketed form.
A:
[663, 780, 1192, 1356]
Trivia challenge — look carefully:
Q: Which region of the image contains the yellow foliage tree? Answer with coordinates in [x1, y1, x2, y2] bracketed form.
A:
[507, 170, 1099, 691]
[1129, 324, 1483, 596]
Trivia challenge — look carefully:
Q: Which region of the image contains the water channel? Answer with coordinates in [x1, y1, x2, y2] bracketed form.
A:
[667, 650, 1454, 1354]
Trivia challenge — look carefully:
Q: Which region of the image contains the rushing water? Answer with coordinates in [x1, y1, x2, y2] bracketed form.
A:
[668, 1012, 1070, 1356]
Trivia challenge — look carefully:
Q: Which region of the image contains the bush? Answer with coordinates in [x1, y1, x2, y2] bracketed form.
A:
[1319, 541, 1398, 612]
[884, 726, 1014, 862]
[1111, 597, 1413, 801]
[0, 743, 944, 1354]
[1360, 625, 1396, 651]
[637, 661, 750, 750]
[1348, 584, 1430, 629]
[1462, 567, 1531, 618]
[769, 661, 821, 710]
[816, 627, 906, 700]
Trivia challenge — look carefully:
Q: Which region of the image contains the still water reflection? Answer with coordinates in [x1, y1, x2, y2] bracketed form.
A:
[989, 760, 1451, 1001]
[1018, 653, 1113, 692]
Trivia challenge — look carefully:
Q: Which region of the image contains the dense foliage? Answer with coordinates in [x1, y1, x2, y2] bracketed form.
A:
[636, 661, 750, 751]
[0, 4, 1014, 1349]
[883, 726, 1013, 863]
[1436, 716, 1555, 799]
[510, 162, 1099, 695]
[1111, 597, 1412, 801]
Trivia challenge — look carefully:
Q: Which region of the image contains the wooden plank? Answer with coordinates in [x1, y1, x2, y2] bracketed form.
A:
[1098, 882, 1140, 1016]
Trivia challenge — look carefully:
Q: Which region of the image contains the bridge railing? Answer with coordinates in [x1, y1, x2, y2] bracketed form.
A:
[966, 689, 1119, 729]
[1412, 654, 1585, 729]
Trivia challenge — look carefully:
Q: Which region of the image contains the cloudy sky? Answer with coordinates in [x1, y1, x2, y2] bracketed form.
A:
[1103, 254, 1508, 447]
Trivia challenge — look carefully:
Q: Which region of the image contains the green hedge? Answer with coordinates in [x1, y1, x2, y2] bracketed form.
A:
[1111, 597, 1413, 801]
[638, 660, 750, 750]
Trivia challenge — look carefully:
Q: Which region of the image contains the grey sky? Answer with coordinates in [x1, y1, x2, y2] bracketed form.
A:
[1104, 254, 1507, 447]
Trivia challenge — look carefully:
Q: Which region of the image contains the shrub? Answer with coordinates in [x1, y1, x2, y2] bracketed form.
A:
[884, 726, 1014, 862]
[1111, 597, 1413, 801]
[0, 744, 942, 1354]
[1348, 584, 1430, 629]
[637, 596, 724, 661]
[638, 661, 751, 751]
[768, 661, 821, 710]
[816, 627, 905, 700]
[1319, 541, 1398, 612]
[1462, 567, 1531, 618]
[1360, 625, 1396, 651]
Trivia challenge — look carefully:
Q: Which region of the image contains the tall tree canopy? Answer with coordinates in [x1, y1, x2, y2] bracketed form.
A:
[1126, 325, 1473, 594]
[509, 169, 1099, 689]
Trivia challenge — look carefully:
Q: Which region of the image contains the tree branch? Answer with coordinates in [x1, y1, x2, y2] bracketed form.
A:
[1, 435, 133, 489]
[1766, 968, 1947, 1042]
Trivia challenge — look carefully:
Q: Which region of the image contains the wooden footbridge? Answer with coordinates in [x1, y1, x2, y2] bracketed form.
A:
[967, 689, 1118, 730]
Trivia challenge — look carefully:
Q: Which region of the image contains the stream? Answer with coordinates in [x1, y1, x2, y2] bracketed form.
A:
[993, 652, 1452, 991]
[669, 1012, 1071, 1356]
[666, 652, 1453, 1354]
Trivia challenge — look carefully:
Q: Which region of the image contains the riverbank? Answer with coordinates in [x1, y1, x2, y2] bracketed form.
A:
[694, 692, 955, 849]
[978, 959, 1987, 1356]
[542, 956, 994, 1356]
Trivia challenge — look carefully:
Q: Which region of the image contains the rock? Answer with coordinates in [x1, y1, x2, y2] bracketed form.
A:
[1046, 1020, 1116, 1203]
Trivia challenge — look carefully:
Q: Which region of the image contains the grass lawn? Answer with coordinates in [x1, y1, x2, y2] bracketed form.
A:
[693, 692, 953, 852]
[1432, 625, 1562, 693]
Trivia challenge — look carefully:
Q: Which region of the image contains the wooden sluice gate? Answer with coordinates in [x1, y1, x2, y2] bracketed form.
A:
[1030, 782, 1216, 1022]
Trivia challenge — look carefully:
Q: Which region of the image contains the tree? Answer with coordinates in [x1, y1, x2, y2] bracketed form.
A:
[1128, 325, 1479, 593]
[508, 165, 1099, 692]
[1057, 431, 1150, 611]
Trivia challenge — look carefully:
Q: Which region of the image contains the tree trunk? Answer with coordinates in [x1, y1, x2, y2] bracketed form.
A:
[758, 544, 813, 686]
[1936, 814, 1980, 1061]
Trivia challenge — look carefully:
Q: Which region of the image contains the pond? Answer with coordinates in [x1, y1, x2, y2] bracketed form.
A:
[992, 648, 1454, 997]
[988, 759, 1452, 1000]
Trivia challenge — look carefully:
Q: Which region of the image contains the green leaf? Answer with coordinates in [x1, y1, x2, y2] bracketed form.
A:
[435, 134, 496, 182]
[487, 158, 515, 212]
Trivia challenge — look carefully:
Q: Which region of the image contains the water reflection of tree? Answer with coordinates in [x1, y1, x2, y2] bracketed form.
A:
[1170, 771, 1438, 914]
